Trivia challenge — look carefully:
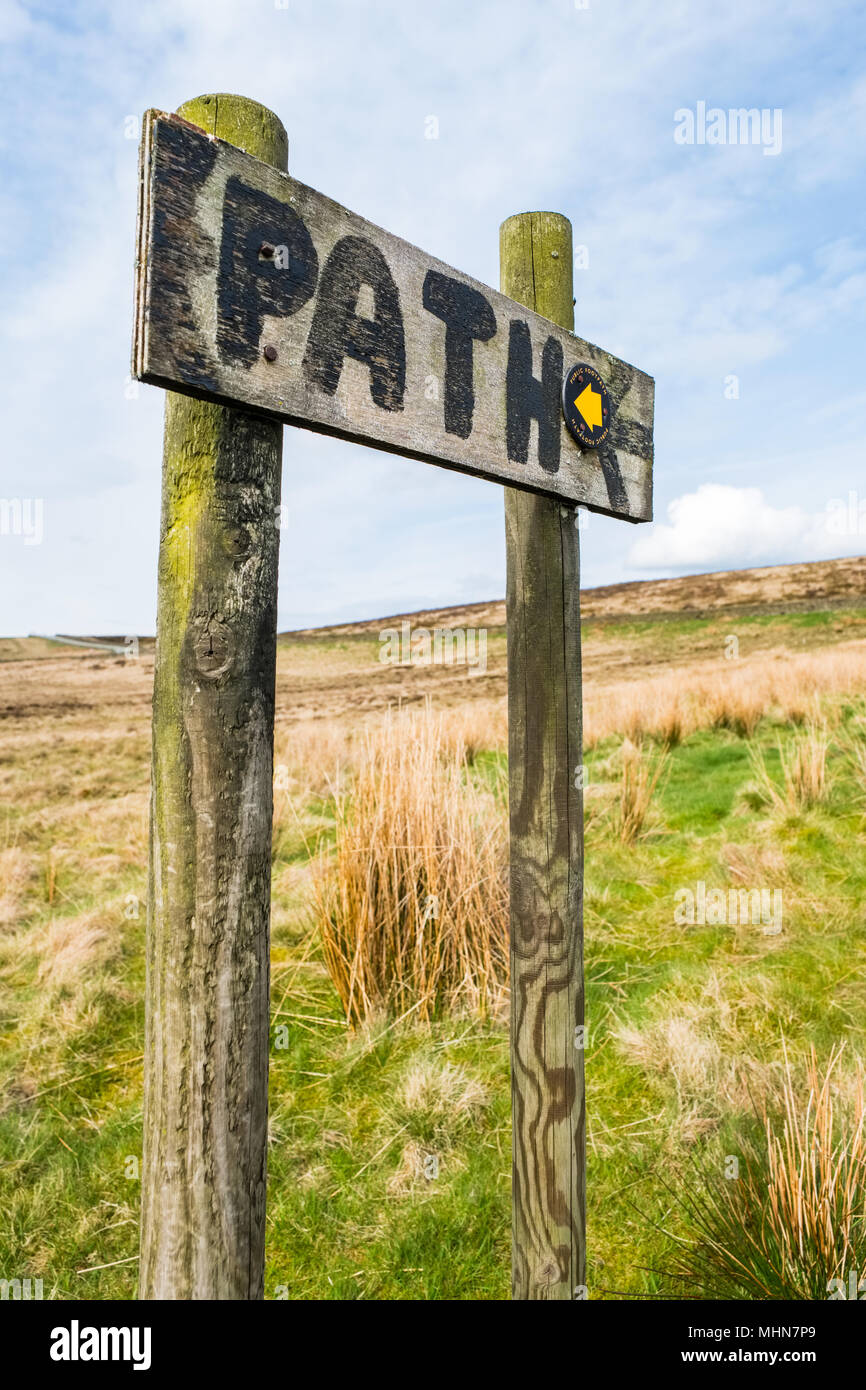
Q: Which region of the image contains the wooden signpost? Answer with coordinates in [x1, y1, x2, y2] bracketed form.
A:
[133, 94, 654, 1301]
[501, 212, 586, 1300]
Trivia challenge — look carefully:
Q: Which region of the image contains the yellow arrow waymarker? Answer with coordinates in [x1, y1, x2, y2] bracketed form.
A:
[575, 382, 603, 431]
[562, 361, 612, 449]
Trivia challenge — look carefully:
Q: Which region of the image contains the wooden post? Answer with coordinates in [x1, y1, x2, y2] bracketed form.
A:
[500, 213, 585, 1300]
[139, 95, 287, 1300]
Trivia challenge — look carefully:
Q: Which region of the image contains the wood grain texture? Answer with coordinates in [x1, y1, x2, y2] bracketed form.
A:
[134, 111, 653, 521]
[139, 95, 286, 1301]
[502, 212, 585, 1301]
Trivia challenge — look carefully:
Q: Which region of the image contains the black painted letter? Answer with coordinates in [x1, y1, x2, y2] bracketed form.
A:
[505, 321, 563, 473]
[217, 178, 319, 369]
[303, 236, 405, 411]
[422, 271, 496, 438]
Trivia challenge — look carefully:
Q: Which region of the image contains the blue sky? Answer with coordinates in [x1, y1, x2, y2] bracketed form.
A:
[1, 0, 864, 634]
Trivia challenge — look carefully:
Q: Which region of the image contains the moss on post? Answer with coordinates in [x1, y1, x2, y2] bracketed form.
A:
[500, 211, 574, 327]
[176, 93, 289, 169]
[500, 212, 586, 1301]
[140, 96, 287, 1301]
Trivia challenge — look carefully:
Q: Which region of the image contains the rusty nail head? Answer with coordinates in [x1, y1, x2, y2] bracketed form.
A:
[263, 345, 278, 362]
[260, 242, 276, 258]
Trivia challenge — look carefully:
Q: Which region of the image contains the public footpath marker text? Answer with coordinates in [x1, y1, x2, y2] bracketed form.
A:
[133, 94, 655, 1301]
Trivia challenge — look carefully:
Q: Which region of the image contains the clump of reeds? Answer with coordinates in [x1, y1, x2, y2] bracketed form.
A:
[616, 739, 670, 843]
[313, 706, 508, 1026]
[661, 1046, 866, 1299]
[747, 718, 830, 812]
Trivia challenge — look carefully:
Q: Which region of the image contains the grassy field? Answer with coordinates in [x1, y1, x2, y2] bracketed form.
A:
[1, 558, 865, 1300]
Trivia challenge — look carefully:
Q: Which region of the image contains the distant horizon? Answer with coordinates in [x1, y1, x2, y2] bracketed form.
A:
[12, 549, 863, 644]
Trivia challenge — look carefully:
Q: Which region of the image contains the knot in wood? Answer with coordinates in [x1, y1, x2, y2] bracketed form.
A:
[193, 618, 234, 678]
[537, 1257, 561, 1286]
[222, 524, 253, 560]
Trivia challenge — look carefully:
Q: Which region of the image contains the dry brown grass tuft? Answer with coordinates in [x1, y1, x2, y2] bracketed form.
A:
[615, 739, 670, 843]
[721, 841, 787, 883]
[667, 1045, 866, 1299]
[399, 1058, 488, 1121]
[785, 721, 830, 808]
[619, 1013, 722, 1136]
[386, 1057, 488, 1193]
[0, 907, 121, 1053]
[35, 912, 117, 991]
[706, 682, 765, 738]
[313, 706, 509, 1025]
[387, 1139, 445, 1193]
[766, 1046, 866, 1283]
[616, 971, 782, 1141]
[747, 718, 830, 813]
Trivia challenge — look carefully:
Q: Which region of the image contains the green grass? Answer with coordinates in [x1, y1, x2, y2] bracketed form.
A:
[585, 605, 866, 640]
[1, 655, 865, 1299]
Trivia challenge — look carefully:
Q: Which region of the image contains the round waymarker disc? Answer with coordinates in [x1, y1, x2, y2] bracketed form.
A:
[562, 362, 611, 450]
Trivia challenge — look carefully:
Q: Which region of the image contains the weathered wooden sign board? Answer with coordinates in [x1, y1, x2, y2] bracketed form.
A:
[134, 110, 653, 522]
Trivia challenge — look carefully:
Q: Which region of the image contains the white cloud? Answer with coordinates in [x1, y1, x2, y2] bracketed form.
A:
[627, 483, 865, 573]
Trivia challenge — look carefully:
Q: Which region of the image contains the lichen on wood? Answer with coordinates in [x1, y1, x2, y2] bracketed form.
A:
[139, 96, 287, 1302]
